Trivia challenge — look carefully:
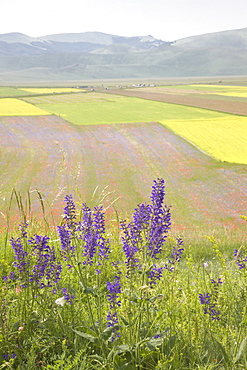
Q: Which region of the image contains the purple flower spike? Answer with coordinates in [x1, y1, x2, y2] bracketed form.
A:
[106, 275, 121, 341]
[234, 249, 247, 270]
[11, 237, 29, 275]
[148, 264, 164, 286]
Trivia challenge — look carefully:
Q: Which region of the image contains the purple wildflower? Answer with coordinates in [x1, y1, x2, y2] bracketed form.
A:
[79, 204, 110, 268]
[28, 235, 62, 289]
[57, 224, 75, 266]
[148, 265, 164, 286]
[62, 288, 75, 304]
[199, 293, 211, 305]
[19, 222, 28, 238]
[10, 237, 29, 275]
[234, 249, 247, 270]
[106, 275, 121, 341]
[93, 206, 110, 264]
[199, 280, 221, 321]
[151, 178, 165, 211]
[164, 237, 184, 272]
[147, 179, 171, 258]
[120, 219, 140, 276]
[120, 179, 172, 276]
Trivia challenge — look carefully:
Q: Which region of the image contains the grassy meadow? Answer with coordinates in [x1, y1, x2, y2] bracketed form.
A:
[1, 82, 247, 368]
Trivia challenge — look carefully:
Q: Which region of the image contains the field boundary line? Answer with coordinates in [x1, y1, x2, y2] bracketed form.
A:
[103, 89, 247, 116]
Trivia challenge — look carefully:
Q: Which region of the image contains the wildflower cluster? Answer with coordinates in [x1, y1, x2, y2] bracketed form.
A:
[79, 204, 110, 268]
[199, 278, 223, 320]
[28, 235, 62, 289]
[234, 248, 247, 269]
[106, 272, 122, 341]
[120, 178, 173, 284]
[58, 195, 110, 272]
[8, 234, 62, 290]
[164, 237, 184, 272]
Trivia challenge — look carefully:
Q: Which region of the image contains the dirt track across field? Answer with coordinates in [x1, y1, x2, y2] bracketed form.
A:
[105, 89, 247, 116]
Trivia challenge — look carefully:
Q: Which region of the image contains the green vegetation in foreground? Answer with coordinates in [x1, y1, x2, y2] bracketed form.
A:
[1, 180, 247, 369]
[23, 92, 228, 125]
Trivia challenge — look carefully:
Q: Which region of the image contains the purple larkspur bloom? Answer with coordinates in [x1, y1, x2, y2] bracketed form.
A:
[234, 249, 247, 270]
[199, 293, 211, 305]
[199, 293, 220, 320]
[79, 204, 110, 267]
[28, 235, 62, 288]
[120, 179, 172, 276]
[107, 276, 121, 309]
[19, 222, 28, 238]
[147, 179, 171, 258]
[10, 237, 29, 275]
[164, 237, 184, 272]
[93, 206, 110, 264]
[120, 219, 140, 275]
[62, 288, 75, 304]
[57, 224, 75, 266]
[106, 275, 121, 341]
[148, 264, 164, 286]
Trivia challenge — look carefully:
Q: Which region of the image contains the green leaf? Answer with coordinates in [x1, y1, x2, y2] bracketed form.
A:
[234, 336, 247, 363]
[100, 326, 115, 341]
[83, 287, 96, 295]
[72, 329, 97, 343]
[117, 362, 136, 370]
[119, 315, 129, 326]
[115, 344, 132, 355]
[146, 337, 164, 350]
[213, 338, 230, 365]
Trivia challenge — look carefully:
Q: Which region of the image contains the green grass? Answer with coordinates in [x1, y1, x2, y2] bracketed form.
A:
[1, 183, 247, 369]
[0, 87, 30, 97]
[23, 92, 228, 125]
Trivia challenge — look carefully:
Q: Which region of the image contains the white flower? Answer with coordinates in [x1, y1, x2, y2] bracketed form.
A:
[55, 296, 66, 307]
[203, 262, 209, 268]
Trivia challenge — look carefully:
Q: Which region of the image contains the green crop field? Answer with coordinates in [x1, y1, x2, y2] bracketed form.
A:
[23, 92, 228, 125]
[22, 92, 247, 164]
[0, 87, 30, 97]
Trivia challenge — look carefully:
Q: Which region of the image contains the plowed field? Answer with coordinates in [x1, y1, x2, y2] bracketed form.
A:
[106, 89, 247, 116]
[1, 115, 247, 238]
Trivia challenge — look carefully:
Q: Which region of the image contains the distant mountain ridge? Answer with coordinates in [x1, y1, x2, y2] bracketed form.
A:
[0, 31, 167, 55]
[0, 28, 246, 81]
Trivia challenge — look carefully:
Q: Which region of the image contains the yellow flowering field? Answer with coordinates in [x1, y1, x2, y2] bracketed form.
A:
[160, 116, 247, 164]
[18, 87, 84, 94]
[188, 84, 247, 98]
[0, 98, 50, 116]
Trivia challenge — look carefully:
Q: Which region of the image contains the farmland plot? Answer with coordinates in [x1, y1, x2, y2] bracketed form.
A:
[23, 92, 228, 125]
[1, 115, 247, 237]
[23, 92, 247, 164]
[0, 98, 50, 116]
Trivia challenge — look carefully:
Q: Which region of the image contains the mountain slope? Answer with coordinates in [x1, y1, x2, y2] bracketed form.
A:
[0, 28, 246, 81]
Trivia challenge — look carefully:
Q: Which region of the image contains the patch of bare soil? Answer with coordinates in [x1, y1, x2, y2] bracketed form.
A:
[106, 89, 247, 116]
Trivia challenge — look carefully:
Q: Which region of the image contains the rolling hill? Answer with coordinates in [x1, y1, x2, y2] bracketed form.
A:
[0, 28, 246, 82]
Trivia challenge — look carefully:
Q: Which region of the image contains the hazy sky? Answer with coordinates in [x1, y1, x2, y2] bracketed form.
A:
[1, 0, 246, 41]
